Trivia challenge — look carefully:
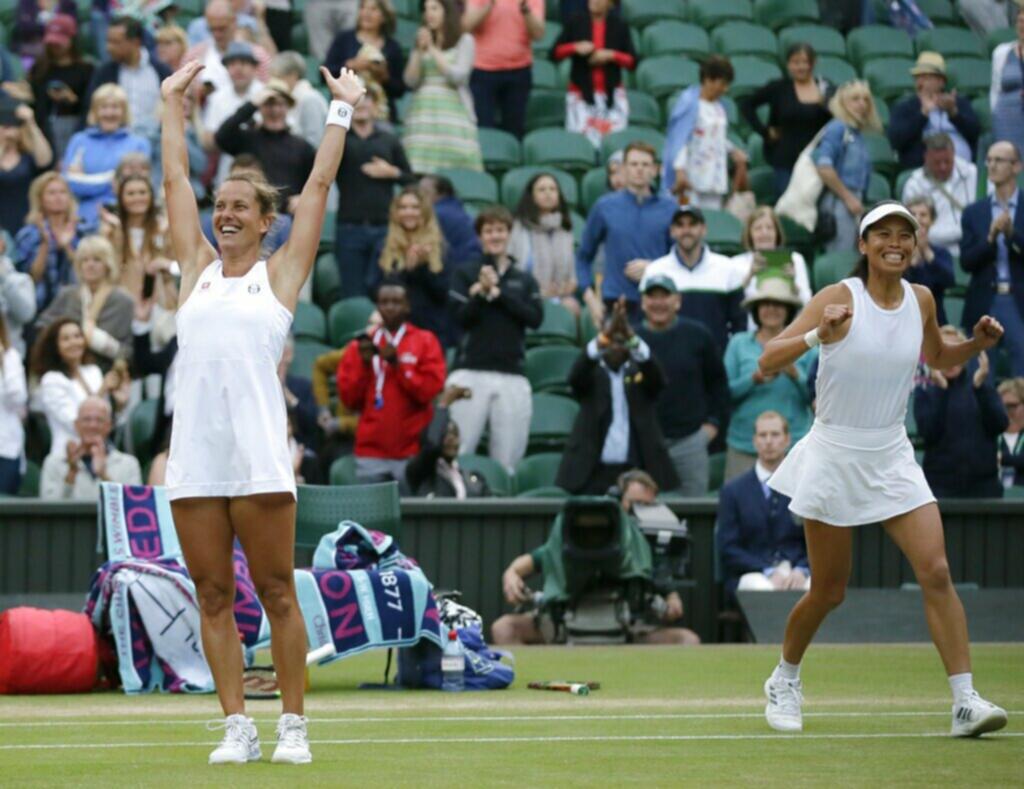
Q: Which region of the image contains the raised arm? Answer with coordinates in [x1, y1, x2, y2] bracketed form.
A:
[915, 284, 1003, 370]
[759, 283, 852, 375]
[269, 67, 366, 311]
[160, 61, 217, 305]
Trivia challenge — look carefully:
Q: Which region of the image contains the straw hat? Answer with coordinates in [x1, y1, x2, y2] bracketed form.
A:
[910, 51, 947, 78]
[741, 276, 802, 310]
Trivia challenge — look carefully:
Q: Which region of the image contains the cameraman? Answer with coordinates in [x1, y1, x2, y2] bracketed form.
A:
[491, 470, 699, 645]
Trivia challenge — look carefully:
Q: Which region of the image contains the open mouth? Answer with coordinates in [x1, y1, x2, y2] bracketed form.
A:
[882, 252, 904, 264]
[218, 224, 241, 237]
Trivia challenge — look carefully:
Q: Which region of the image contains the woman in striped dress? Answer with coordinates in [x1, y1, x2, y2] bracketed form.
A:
[402, 0, 482, 173]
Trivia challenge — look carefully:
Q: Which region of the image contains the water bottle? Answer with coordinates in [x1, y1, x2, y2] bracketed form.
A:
[441, 628, 465, 692]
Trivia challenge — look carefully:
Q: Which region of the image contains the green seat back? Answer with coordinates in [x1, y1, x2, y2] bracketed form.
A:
[636, 56, 699, 99]
[290, 339, 333, 379]
[525, 346, 580, 394]
[515, 485, 570, 499]
[703, 209, 744, 254]
[532, 20, 562, 59]
[128, 399, 161, 467]
[437, 168, 499, 205]
[753, 0, 819, 30]
[748, 165, 776, 204]
[526, 300, 579, 347]
[314, 253, 342, 310]
[599, 127, 666, 163]
[328, 455, 359, 486]
[478, 127, 522, 173]
[523, 129, 597, 174]
[623, 0, 686, 27]
[815, 55, 857, 88]
[778, 24, 845, 60]
[915, 26, 985, 59]
[863, 57, 916, 101]
[689, 0, 754, 28]
[729, 56, 783, 99]
[501, 166, 578, 209]
[532, 59, 561, 91]
[581, 166, 610, 213]
[641, 21, 709, 58]
[524, 90, 567, 132]
[944, 295, 965, 328]
[327, 297, 375, 347]
[295, 481, 401, 547]
[946, 57, 992, 98]
[528, 393, 580, 453]
[863, 132, 899, 179]
[626, 89, 662, 128]
[867, 172, 892, 203]
[17, 461, 40, 497]
[987, 27, 1016, 55]
[812, 250, 860, 291]
[914, 0, 956, 24]
[293, 301, 327, 342]
[456, 454, 514, 496]
[711, 21, 778, 63]
[513, 453, 565, 494]
[846, 26, 913, 70]
[708, 452, 726, 493]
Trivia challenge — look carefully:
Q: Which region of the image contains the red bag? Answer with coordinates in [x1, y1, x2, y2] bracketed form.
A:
[0, 608, 100, 694]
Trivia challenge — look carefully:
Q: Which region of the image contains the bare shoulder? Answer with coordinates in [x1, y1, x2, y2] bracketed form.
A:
[909, 282, 936, 315]
[810, 281, 854, 308]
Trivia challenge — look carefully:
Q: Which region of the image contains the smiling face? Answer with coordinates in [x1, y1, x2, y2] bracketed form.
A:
[359, 0, 384, 34]
[756, 301, 788, 331]
[479, 220, 510, 257]
[531, 175, 561, 213]
[227, 58, 257, 92]
[424, 0, 445, 30]
[95, 98, 126, 132]
[75, 397, 113, 445]
[786, 49, 813, 83]
[0, 123, 21, 148]
[259, 96, 290, 131]
[120, 178, 152, 218]
[749, 214, 779, 251]
[640, 287, 681, 328]
[213, 180, 273, 254]
[670, 215, 706, 257]
[57, 321, 86, 367]
[859, 215, 917, 278]
[908, 201, 933, 236]
[78, 253, 108, 287]
[41, 178, 71, 216]
[1003, 389, 1024, 431]
[396, 193, 422, 232]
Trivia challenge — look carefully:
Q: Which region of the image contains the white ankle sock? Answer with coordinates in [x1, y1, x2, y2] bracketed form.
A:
[775, 657, 801, 682]
[949, 672, 973, 703]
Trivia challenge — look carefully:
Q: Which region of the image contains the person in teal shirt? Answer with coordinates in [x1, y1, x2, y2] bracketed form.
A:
[724, 277, 816, 481]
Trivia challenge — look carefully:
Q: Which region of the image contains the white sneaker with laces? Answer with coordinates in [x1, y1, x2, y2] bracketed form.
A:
[272, 713, 312, 764]
[764, 675, 803, 732]
[951, 691, 1008, 737]
[208, 714, 261, 764]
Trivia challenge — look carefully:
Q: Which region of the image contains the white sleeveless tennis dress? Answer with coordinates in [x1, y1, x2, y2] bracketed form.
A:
[768, 277, 936, 526]
[165, 260, 296, 501]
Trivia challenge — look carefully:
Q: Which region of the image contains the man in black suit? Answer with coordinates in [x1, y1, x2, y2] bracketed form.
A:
[555, 298, 679, 495]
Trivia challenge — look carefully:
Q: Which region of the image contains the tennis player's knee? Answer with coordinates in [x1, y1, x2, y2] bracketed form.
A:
[916, 558, 953, 594]
[810, 580, 846, 610]
[194, 577, 235, 619]
[255, 575, 297, 620]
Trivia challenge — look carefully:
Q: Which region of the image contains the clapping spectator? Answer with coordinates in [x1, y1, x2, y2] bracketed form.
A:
[0, 98, 54, 238]
[12, 0, 78, 69]
[270, 51, 328, 148]
[990, 10, 1024, 156]
[305, 0, 358, 62]
[403, 0, 483, 173]
[904, 196, 956, 326]
[418, 173, 482, 267]
[155, 24, 189, 72]
[900, 133, 977, 256]
[998, 377, 1024, 488]
[28, 14, 93, 160]
[0, 231, 37, 355]
[0, 314, 28, 494]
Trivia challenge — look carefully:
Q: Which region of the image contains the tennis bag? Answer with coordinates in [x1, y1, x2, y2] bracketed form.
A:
[396, 624, 514, 690]
[0, 608, 99, 694]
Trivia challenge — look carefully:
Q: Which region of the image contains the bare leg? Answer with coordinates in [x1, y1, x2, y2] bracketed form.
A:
[232, 493, 307, 715]
[639, 627, 701, 645]
[883, 504, 970, 675]
[171, 497, 244, 716]
[491, 613, 545, 645]
[780, 520, 853, 665]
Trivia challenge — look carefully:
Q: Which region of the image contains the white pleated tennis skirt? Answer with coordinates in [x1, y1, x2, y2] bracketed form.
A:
[768, 420, 936, 527]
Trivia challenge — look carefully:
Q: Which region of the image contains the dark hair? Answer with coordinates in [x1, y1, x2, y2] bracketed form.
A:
[750, 300, 797, 328]
[515, 172, 572, 231]
[375, 274, 408, 300]
[852, 200, 918, 281]
[427, 174, 454, 198]
[110, 15, 144, 41]
[784, 42, 816, 66]
[230, 153, 265, 174]
[30, 318, 94, 377]
[474, 204, 514, 235]
[617, 469, 658, 497]
[362, 0, 397, 37]
[425, 0, 463, 50]
[30, 24, 83, 80]
[699, 55, 734, 84]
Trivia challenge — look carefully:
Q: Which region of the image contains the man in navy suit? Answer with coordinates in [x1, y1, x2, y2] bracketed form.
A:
[961, 141, 1024, 376]
[716, 411, 808, 600]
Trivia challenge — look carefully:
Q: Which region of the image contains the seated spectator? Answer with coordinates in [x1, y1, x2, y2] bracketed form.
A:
[0, 98, 54, 238]
[155, 24, 189, 72]
[739, 43, 832, 198]
[889, 52, 980, 172]
[0, 314, 28, 494]
[338, 278, 446, 485]
[508, 172, 579, 317]
[915, 327, 1007, 498]
[418, 173, 482, 267]
[403, 0, 483, 173]
[641, 205, 746, 352]
[663, 55, 747, 210]
[605, 148, 625, 189]
[405, 383, 492, 498]
[961, 141, 1024, 375]
[62, 84, 150, 225]
[311, 346, 359, 475]
[12, 0, 78, 69]
[998, 377, 1024, 488]
[200, 156, 292, 257]
[28, 14, 93, 161]
[556, 299, 679, 494]
[716, 410, 809, 599]
[278, 334, 320, 456]
[492, 470, 699, 645]
[463, 0, 545, 139]
[373, 186, 453, 346]
[325, 0, 406, 124]
[0, 231, 37, 354]
[14, 171, 86, 313]
[448, 205, 543, 473]
[900, 133, 977, 256]
[187, 0, 277, 54]
[723, 278, 814, 480]
[990, 11, 1024, 157]
[635, 275, 728, 496]
[115, 151, 151, 185]
[182, 0, 272, 98]
[270, 51, 328, 149]
[904, 195, 956, 326]
[550, 0, 635, 148]
[40, 395, 140, 499]
[36, 235, 133, 370]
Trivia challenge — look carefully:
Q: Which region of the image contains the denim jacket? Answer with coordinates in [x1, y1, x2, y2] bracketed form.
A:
[812, 119, 870, 196]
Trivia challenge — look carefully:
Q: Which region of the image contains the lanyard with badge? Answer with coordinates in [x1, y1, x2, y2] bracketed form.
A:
[371, 324, 406, 410]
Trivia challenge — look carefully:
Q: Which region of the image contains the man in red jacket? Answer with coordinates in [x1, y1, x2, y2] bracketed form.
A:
[337, 278, 446, 486]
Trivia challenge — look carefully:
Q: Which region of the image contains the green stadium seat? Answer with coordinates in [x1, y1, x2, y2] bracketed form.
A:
[973, 95, 992, 134]
[703, 210, 744, 254]
[291, 23, 308, 55]
[320, 210, 336, 250]
[293, 301, 327, 342]
[944, 295, 965, 328]
[746, 132, 765, 168]
[846, 26, 913, 70]
[314, 253, 341, 311]
[581, 166, 610, 213]
[532, 20, 562, 59]
[295, 481, 402, 546]
[532, 59, 561, 91]
[579, 306, 599, 345]
[392, 0, 418, 19]
[729, 56, 783, 99]
[127, 399, 160, 467]
[640, 21, 710, 58]
[953, 257, 970, 289]
[863, 58, 916, 102]
[328, 454, 359, 486]
[637, 56, 700, 99]
[812, 250, 859, 291]
[815, 55, 857, 88]
[688, 0, 754, 28]
[528, 393, 579, 453]
[914, 0, 956, 25]
[545, 0, 559, 20]
[525, 346, 580, 395]
[514, 452, 565, 494]
[867, 172, 892, 203]
[478, 127, 522, 173]
[623, 0, 686, 27]
[515, 485, 569, 498]
[946, 57, 992, 98]
[894, 169, 914, 200]
[708, 452, 726, 493]
[753, 0, 819, 30]
[526, 301, 580, 347]
[626, 89, 662, 128]
[915, 26, 986, 59]
[456, 454, 514, 496]
[394, 18, 419, 51]
[863, 132, 899, 179]
[599, 127, 666, 163]
[987, 27, 1016, 55]
[748, 165, 776, 203]
[291, 339, 332, 379]
[17, 461, 40, 497]
[328, 297, 375, 346]
[711, 21, 779, 63]
[778, 215, 815, 258]
[524, 90, 567, 132]
[778, 25, 845, 60]
[501, 166, 578, 209]
[523, 129, 597, 174]
[438, 168, 499, 205]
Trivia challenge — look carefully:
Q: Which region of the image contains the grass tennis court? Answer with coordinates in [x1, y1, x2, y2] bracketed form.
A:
[2, 644, 1021, 787]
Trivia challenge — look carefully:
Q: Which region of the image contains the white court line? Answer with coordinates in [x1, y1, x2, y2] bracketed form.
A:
[1, 732, 1022, 751]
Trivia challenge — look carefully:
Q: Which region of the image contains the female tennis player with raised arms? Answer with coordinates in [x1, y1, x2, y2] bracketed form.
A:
[160, 60, 365, 765]
[758, 201, 1008, 738]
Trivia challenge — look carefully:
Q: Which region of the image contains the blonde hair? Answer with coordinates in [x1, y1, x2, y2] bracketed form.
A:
[940, 324, 967, 342]
[74, 235, 119, 283]
[828, 80, 882, 132]
[742, 206, 785, 251]
[379, 187, 444, 275]
[155, 24, 187, 48]
[87, 84, 131, 128]
[25, 171, 77, 227]
[998, 377, 1024, 401]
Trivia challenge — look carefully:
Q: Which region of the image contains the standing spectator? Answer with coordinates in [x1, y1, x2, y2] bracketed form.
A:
[998, 377, 1024, 488]
[326, 0, 406, 124]
[961, 141, 1024, 374]
[990, 10, 1024, 160]
[812, 80, 880, 254]
[155, 24, 189, 72]
[270, 51, 328, 148]
[550, 0, 636, 148]
[915, 329, 1007, 498]
[739, 43, 832, 198]
[555, 299, 679, 495]
[311, 346, 359, 473]
[186, 0, 278, 55]
[62, 84, 150, 225]
[0, 99, 54, 238]
[373, 186, 453, 346]
[0, 314, 28, 494]
[463, 0, 545, 139]
[333, 89, 413, 298]
[508, 172, 579, 317]
[889, 52, 980, 172]
[723, 278, 814, 480]
[28, 14, 93, 161]
[277, 334, 320, 456]
[39, 395, 141, 499]
[12, 0, 78, 69]
[716, 410, 809, 599]
[14, 171, 85, 313]
[641, 206, 746, 352]
[199, 40, 264, 177]
[961, 0, 1017, 36]
[418, 173, 482, 267]
[635, 275, 728, 496]
[576, 141, 675, 324]
[403, 0, 483, 173]
[448, 205, 543, 472]
[337, 278, 446, 485]
[662, 55, 747, 210]
[900, 133, 977, 257]
[0, 231, 37, 355]
[182, 0, 272, 99]
[305, 0, 358, 62]
[904, 196, 956, 326]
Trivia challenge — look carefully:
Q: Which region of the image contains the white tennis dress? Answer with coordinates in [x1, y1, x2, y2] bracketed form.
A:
[769, 277, 936, 526]
[165, 260, 296, 501]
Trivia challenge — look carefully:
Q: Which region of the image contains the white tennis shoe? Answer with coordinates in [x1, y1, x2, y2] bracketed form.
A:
[208, 714, 261, 764]
[951, 692, 1008, 737]
[764, 675, 803, 732]
[272, 713, 312, 764]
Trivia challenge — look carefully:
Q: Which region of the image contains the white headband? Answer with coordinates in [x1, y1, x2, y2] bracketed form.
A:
[859, 202, 920, 236]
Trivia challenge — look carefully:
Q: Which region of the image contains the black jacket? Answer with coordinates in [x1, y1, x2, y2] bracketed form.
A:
[550, 13, 635, 105]
[83, 56, 172, 122]
[132, 331, 177, 452]
[887, 93, 980, 171]
[405, 406, 490, 498]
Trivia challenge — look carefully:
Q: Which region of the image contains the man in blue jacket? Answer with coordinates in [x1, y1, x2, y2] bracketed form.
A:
[419, 174, 482, 268]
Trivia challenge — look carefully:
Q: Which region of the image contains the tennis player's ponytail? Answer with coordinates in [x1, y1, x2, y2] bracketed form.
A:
[852, 254, 868, 283]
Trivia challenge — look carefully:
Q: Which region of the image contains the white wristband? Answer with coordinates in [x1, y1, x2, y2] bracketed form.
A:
[804, 328, 821, 348]
[326, 100, 354, 130]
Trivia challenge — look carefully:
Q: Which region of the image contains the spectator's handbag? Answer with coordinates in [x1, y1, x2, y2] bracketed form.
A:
[775, 127, 830, 233]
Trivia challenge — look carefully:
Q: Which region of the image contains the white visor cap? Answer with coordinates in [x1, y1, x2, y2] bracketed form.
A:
[859, 201, 920, 237]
